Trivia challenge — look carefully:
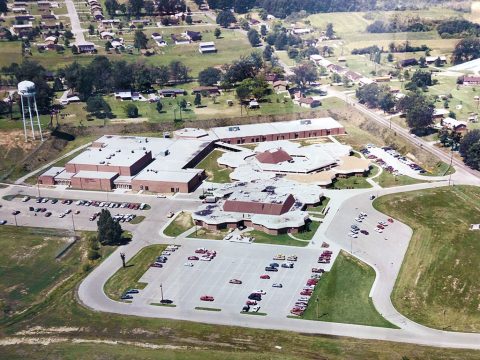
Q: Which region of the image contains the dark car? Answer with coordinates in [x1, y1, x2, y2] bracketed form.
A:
[51, 199, 58, 204]
[45, 212, 52, 217]
[29, 206, 34, 211]
[248, 293, 261, 301]
[120, 294, 133, 300]
[12, 210, 20, 215]
[160, 299, 173, 304]
[242, 305, 250, 312]
[269, 263, 279, 268]
[265, 266, 278, 272]
[360, 230, 369, 235]
[125, 289, 140, 294]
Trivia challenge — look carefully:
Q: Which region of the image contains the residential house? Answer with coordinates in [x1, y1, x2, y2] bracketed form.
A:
[373, 76, 391, 83]
[198, 41, 216, 53]
[463, 75, 480, 86]
[100, 31, 114, 39]
[171, 33, 190, 44]
[432, 108, 449, 119]
[185, 30, 202, 41]
[192, 86, 220, 96]
[294, 96, 321, 108]
[77, 41, 95, 53]
[398, 58, 418, 67]
[273, 80, 288, 93]
[426, 55, 447, 65]
[345, 71, 362, 83]
[115, 90, 132, 100]
[158, 89, 186, 97]
[327, 64, 347, 74]
[441, 117, 468, 133]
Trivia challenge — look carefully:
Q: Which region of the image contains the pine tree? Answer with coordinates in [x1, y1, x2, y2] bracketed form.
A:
[97, 209, 123, 245]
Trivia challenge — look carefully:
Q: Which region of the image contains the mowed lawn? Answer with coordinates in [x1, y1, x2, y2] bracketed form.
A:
[374, 186, 480, 331]
[163, 211, 194, 237]
[195, 149, 232, 183]
[0, 226, 81, 319]
[300, 251, 395, 328]
[246, 230, 308, 247]
[104, 244, 166, 300]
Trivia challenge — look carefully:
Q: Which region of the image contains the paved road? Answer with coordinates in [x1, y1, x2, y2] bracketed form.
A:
[65, 0, 85, 44]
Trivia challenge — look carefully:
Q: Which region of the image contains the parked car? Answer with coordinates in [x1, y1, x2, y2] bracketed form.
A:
[282, 263, 294, 268]
[252, 290, 266, 295]
[260, 274, 270, 279]
[246, 300, 257, 305]
[265, 266, 278, 272]
[0, 220, 7, 225]
[188, 256, 199, 261]
[200, 295, 214, 301]
[45, 212, 52, 217]
[12, 210, 20, 215]
[150, 262, 163, 268]
[272, 283, 283, 288]
[229, 279, 242, 284]
[273, 254, 285, 260]
[360, 230, 369, 235]
[22, 196, 30, 202]
[248, 293, 262, 301]
[184, 262, 194, 267]
[242, 305, 250, 312]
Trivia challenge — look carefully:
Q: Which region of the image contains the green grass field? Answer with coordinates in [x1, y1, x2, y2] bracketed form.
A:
[374, 171, 426, 188]
[0, 226, 81, 319]
[374, 186, 480, 332]
[300, 251, 395, 328]
[246, 230, 309, 247]
[308, 197, 330, 215]
[104, 244, 166, 300]
[195, 149, 232, 183]
[163, 211, 194, 237]
[331, 175, 372, 189]
[293, 221, 321, 241]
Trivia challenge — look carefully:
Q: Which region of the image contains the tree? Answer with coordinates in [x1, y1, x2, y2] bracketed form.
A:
[452, 38, 480, 64]
[356, 83, 380, 107]
[53, 77, 64, 92]
[125, 103, 139, 118]
[185, 15, 193, 25]
[128, 0, 144, 18]
[194, 92, 201, 107]
[434, 57, 443, 67]
[214, 27, 221, 39]
[0, 0, 7, 13]
[260, 24, 267, 37]
[97, 209, 123, 246]
[325, 23, 334, 38]
[263, 44, 273, 61]
[459, 129, 480, 169]
[398, 92, 434, 132]
[86, 95, 112, 117]
[71, 45, 78, 54]
[179, 98, 187, 109]
[169, 60, 190, 83]
[239, 18, 250, 31]
[216, 10, 236, 28]
[144, 0, 155, 16]
[88, 24, 95, 35]
[419, 56, 427, 68]
[274, 32, 287, 50]
[290, 62, 317, 89]
[247, 29, 261, 47]
[406, 70, 433, 90]
[387, 53, 394, 62]
[198, 67, 221, 86]
[64, 30, 74, 39]
[105, 0, 119, 17]
[134, 30, 148, 50]
[156, 100, 163, 113]
[378, 90, 395, 113]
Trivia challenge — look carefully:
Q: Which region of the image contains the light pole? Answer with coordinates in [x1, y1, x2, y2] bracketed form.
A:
[448, 150, 454, 186]
[37, 182, 40, 198]
[71, 212, 76, 235]
[13, 213, 18, 227]
[315, 297, 319, 319]
[160, 283, 164, 302]
[120, 252, 126, 267]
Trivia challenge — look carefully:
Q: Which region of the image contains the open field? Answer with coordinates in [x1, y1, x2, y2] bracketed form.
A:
[104, 244, 166, 300]
[374, 186, 480, 332]
[163, 211, 194, 237]
[245, 230, 308, 247]
[0, 42, 22, 68]
[195, 149, 232, 183]
[300, 251, 396, 328]
[0, 226, 81, 319]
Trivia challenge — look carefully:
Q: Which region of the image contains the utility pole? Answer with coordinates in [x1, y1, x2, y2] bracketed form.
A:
[37, 182, 40, 198]
[120, 252, 126, 267]
[448, 150, 454, 186]
[316, 297, 319, 319]
[71, 212, 76, 236]
[160, 283, 164, 302]
[14, 213, 18, 227]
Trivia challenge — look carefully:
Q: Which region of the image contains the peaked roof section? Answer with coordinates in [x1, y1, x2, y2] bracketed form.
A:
[256, 148, 292, 164]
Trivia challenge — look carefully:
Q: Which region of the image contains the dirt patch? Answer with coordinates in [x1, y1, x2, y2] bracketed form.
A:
[175, 211, 193, 228]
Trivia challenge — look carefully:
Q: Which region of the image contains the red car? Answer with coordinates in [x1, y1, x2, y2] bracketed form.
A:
[229, 279, 242, 284]
[195, 248, 207, 254]
[300, 290, 313, 296]
[188, 256, 199, 261]
[200, 295, 214, 301]
[377, 225, 384, 229]
[307, 279, 318, 286]
[387, 218, 394, 223]
[260, 274, 270, 279]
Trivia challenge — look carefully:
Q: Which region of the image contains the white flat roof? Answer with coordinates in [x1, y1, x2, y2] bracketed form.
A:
[40, 166, 64, 177]
[133, 168, 201, 182]
[212, 118, 343, 140]
[67, 147, 148, 167]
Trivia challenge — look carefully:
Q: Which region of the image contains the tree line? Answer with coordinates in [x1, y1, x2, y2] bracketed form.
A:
[62, 56, 190, 100]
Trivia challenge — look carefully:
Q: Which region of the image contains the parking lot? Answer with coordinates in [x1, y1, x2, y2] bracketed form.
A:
[124, 240, 341, 318]
[0, 195, 150, 230]
[363, 145, 426, 177]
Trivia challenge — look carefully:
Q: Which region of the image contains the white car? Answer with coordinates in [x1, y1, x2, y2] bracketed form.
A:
[251, 305, 260, 312]
[253, 290, 266, 295]
[184, 262, 194, 267]
[303, 286, 314, 290]
[200, 257, 211, 261]
[374, 228, 383, 233]
[298, 296, 310, 302]
[348, 233, 358, 238]
[355, 218, 362, 223]
[58, 213, 66, 218]
[360, 212, 367, 217]
[161, 251, 171, 256]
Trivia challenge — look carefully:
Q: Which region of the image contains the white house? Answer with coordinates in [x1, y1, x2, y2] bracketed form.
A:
[199, 41, 217, 54]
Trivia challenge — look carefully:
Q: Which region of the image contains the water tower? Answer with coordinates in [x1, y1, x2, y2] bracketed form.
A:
[18, 80, 43, 142]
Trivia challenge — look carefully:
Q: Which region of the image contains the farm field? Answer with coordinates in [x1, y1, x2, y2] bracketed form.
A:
[374, 186, 480, 332]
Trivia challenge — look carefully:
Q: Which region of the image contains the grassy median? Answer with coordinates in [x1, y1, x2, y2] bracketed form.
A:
[300, 251, 395, 328]
[163, 211, 194, 237]
[104, 244, 166, 300]
[374, 186, 480, 332]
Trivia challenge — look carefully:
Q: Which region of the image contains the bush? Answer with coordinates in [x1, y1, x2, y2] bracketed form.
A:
[125, 103, 139, 118]
[88, 249, 101, 260]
